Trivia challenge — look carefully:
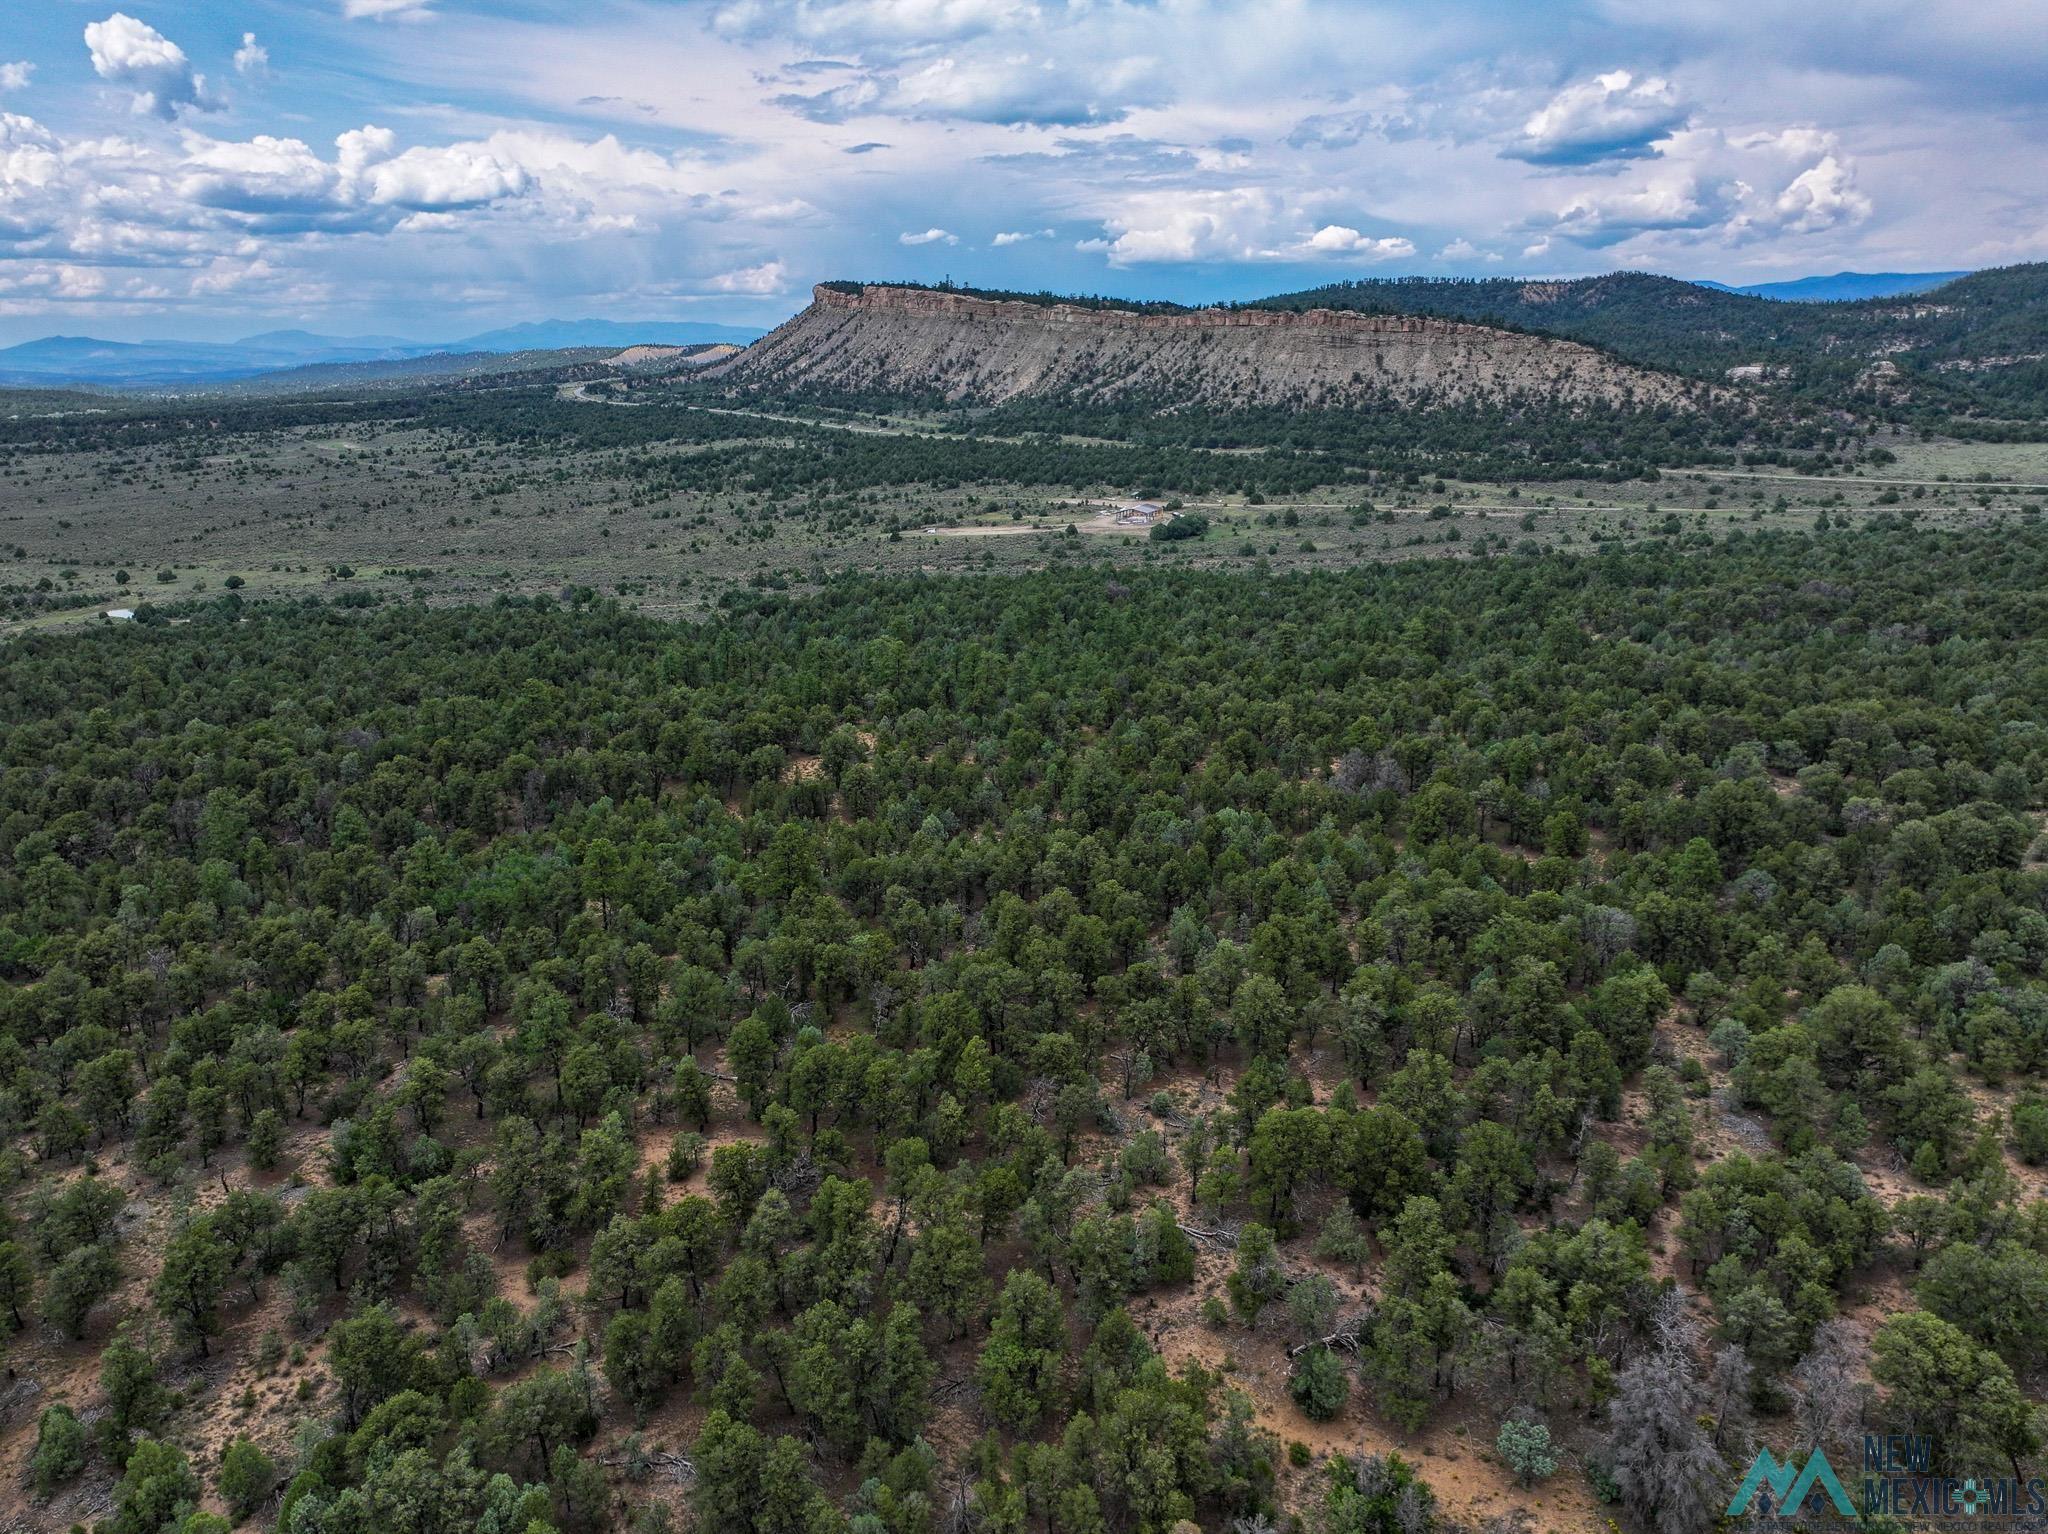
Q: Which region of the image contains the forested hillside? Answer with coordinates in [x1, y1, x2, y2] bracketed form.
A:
[3, 527, 2048, 1534]
[1252, 266, 2048, 424]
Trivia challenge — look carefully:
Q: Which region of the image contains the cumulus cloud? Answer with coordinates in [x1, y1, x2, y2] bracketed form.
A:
[1547, 173, 1709, 242]
[0, 112, 673, 316]
[336, 125, 399, 178]
[1087, 192, 1417, 268]
[899, 226, 956, 245]
[0, 0, 2027, 328]
[1536, 127, 1872, 248]
[0, 92, 819, 324]
[84, 13, 222, 121]
[1510, 70, 1688, 165]
[0, 113, 63, 232]
[1089, 189, 1283, 264]
[708, 260, 789, 293]
[364, 143, 531, 210]
[234, 34, 269, 77]
[746, 198, 816, 222]
[145, 128, 530, 249]
[1769, 152, 1871, 233]
[0, 62, 34, 92]
[177, 135, 347, 220]
[1307, 225, 1416, 259]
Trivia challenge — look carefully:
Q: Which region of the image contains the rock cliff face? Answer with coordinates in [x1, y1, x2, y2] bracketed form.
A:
[704, 283, 1708, 409]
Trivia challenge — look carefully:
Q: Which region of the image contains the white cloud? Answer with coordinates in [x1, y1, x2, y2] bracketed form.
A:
[0, 116, 64, 246]
[1512, 70, 1688, 164]
[177, 134, 345, 218]
[1770, 152, 1871, 233]
[343, 0, 437, 19]
[363, 144, 530, 210]
[84, 13, 221, 121]
[336, 125, 399, 179]
[1537, 126, 1872, 248]
[0, 0, 2031, 331]
[55, 265, 109, 299]
[1093, 188, 1285, 265]
[234, 34, 269, 77]
[892, 53, 1147, 126]
[898, 226, 956, 245]
[191, 254, 279, 297]
[1306, 225, 1416, 259]
[0, 62, 34, 92]
[708, 259, 788, 293]
[164, 128, 527, 225]
[0, 114, 662, 315]
[746, 198, 816, 222]
[1089, 193, 1417, 267]
[1549, 172, 1710, 241]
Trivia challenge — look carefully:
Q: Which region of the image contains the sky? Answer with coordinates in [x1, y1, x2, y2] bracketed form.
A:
[1, 0, 2044, 344]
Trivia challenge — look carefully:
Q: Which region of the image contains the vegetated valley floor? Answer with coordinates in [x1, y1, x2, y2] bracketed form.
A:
[4, 379, 2048, 1534]
[3, 383, 2046, 631]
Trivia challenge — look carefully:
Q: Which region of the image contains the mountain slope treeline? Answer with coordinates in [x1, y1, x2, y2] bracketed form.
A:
[1250, 266, 2048, 422]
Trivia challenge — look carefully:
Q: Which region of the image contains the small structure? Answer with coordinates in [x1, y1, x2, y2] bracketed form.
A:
[104, 608, 134, 621]
[1114, 501, 1166, 527]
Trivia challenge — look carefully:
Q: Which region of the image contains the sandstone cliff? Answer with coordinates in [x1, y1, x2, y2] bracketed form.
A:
[704, 283, 1711, 410]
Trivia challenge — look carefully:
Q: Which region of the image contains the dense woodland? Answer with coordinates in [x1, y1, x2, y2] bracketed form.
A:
[4, 526, 2048, 1534]
[1250, 267, 2048, 427]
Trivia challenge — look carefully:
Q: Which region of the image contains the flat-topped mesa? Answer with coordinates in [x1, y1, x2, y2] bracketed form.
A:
[708, 282, 1712, 410]
[814, 282, 1508, 337]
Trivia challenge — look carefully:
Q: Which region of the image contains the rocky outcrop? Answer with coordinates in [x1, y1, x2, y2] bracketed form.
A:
[704, 283, 1710, 409]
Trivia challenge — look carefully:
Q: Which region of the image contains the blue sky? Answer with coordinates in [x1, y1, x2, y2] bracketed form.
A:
[1, 0, 2044, 343]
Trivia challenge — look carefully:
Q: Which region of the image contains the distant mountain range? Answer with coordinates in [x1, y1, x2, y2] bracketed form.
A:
[1695, 270, 1973, 302]
[0, 319, 767, 389]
